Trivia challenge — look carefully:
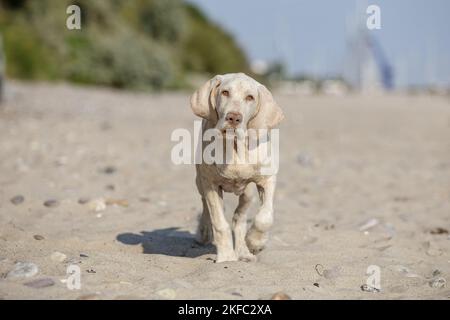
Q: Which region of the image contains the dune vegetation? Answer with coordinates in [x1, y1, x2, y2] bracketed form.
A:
[0, 0, 250, 90]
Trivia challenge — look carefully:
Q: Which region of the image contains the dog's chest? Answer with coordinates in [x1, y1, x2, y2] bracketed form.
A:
[219, 177, 250, 195]
[215, 163, 258, 194]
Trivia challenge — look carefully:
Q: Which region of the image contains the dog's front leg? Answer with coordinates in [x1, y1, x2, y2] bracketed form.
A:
[203, 181, 237, 263]
[246, 175, 276, 254]
[232, 184, 257, 262]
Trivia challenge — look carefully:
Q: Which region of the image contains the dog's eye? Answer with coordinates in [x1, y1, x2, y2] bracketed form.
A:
[245, 95, 254, 102]
[221, 90, 229, 97]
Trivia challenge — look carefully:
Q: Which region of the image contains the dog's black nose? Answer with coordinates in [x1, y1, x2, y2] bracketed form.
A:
[225, 112, 242, 126]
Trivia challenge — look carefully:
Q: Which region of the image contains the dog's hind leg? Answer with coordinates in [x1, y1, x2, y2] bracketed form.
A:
[195, 175, 213, 245]
[232, 184, 256, 262]
[196, 197, 213, 245]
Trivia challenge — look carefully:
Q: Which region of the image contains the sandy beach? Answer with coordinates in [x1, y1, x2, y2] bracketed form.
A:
[0, 82, 449, 299]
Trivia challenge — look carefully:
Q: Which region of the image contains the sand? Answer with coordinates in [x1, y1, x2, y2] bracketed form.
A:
[0, 81, 449, 299]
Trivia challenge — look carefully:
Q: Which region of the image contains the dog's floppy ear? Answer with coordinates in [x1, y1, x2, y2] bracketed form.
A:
[190, 75, 223, 121]
[249, 84, 284, 129]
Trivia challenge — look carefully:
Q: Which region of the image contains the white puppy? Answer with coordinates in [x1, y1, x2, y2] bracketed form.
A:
[190, 73, 284, 263]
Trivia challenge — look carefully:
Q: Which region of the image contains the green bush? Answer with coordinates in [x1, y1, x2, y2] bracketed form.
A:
[0, 0, 250, 90]
[66, 30, 175, 89]
[181, 4, 249, 75]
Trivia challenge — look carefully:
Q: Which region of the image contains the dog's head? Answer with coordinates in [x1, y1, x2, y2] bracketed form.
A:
[190, 73, 284, 133]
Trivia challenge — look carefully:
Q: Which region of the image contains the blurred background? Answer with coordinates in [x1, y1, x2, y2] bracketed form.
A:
[0, 0, 449, 96]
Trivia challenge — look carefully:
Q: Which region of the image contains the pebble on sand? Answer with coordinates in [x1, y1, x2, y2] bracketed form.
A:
[6, 262, 39, 279]
[101, 166, 117, 174]
[50, 252, 67, 262]
[156, 288, 177, 299]
[429, 227, 449, 235]
[33, 235, 45, 240]
[24, 278, 55, 288]
[271, 292, 292, 300]
[429, 277, 446, 289]
[361, 284, 380, 293]
[78, 197, 90, 205]
[105, 198, 129, 207]
[10, 195, 25, 205]
[43, 199, 60, 208]
[358, 218, 380, 232]
[87, 198, 106, 212]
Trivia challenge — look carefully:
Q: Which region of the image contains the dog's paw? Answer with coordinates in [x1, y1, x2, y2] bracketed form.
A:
[245, 229, 267, 255]
[235, 246, 257, 262]
[215, 251, 238, 263]
[238, 252, 257, 262]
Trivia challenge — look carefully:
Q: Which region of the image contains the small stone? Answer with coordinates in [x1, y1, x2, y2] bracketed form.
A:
[86, 267, 96, 273]
[10, 195, 25, 205]
[78, 197, 90, 204]
[361, 284, 380, 293]
[44, 199, 59, 208]
[87, 198, 106, 212]
[429, 227, 449, 235]
[50, 252, 67, 262]
[432, 270, 442, 277]
[66, 258, 81, 265]
[105, 198, 129, 207]
[429, 277, 446, 289]
[101, 166, 117, 174]
[359, 218, 380, 232]
[24, 278, 55, 288]
[271, 292, 292, 300]
[6, 262, 39, 279]
[33, 235, 45, 240]
[156, 288, 176, 299]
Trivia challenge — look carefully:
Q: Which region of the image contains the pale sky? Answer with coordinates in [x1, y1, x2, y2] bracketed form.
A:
[187, 0, 450, 87]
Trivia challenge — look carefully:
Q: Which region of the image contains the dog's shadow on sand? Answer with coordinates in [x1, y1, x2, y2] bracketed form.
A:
[116, 228, 215, 258]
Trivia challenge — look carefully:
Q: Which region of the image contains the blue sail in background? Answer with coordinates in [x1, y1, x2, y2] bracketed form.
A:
[345, 27, 395, 92]
[366, 35, 394, 90]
